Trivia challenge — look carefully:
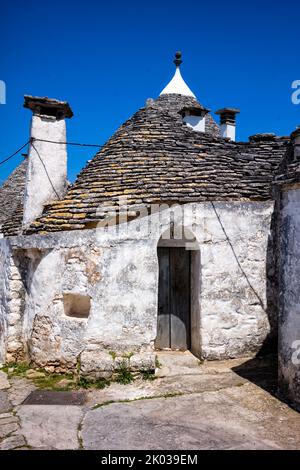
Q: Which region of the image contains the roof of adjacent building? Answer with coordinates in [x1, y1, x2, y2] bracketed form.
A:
[274, 128, 300, 187]
[24, 93, 289, 234]
[0, 159, 28, 236]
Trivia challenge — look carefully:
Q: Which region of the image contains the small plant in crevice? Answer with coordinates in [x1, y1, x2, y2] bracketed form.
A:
[116, 360, 134, 385]
[76, 376, 91, 389]
[155, 356, 162, 369]
[33, 373, 74, 391]
[122, 351, 134, 360]
[76, 376, 110, 390]
[94, 378, 111, 389]
[140, 369, 156, 381]
[108, 351, 117, 361]
[1, 362, 32, 377]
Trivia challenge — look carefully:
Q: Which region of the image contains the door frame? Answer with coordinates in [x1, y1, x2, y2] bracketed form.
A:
[156, 246, 191, 351]
[155, 227, 201, 358]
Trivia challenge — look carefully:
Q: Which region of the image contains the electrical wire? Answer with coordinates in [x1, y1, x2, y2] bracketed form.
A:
[0, 138, 103, 167]
[32, 138, 103, 148]
[210, 200, 266, 311]
[0, 137, 269, 310]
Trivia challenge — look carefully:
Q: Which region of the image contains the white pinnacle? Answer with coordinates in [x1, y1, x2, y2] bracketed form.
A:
[160, 52, 196, 98]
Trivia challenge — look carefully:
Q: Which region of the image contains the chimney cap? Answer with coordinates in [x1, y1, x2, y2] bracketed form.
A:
[179, 104, 210, 117]
[24, 95, 73, 119]
[215, 108, 240, 116]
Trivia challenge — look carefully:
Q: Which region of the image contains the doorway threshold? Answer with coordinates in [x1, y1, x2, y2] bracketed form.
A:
[155, 350, 201, 377]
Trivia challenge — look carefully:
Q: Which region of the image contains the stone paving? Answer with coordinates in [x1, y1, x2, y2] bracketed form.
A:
[0, 371, 27, 450]
[1, 352, 300, 450]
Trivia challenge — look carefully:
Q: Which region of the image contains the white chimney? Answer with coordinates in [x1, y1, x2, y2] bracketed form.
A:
[291, 126, 300, 160]
[215, 108, 240, 141]
[22, 96, 73, 227]
[180, 106, 209, 133]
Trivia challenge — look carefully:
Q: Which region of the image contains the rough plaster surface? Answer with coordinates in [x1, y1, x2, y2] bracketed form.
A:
[0, 201, 275, 374]
[0, 239, 26, 363]
[278, 189, 300, 407]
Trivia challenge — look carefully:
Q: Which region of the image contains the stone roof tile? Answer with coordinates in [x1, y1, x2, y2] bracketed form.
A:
[0, 159, 27, 236]
[25, 94, 289, 234]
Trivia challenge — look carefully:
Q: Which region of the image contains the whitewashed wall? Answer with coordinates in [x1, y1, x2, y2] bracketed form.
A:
[1, 201, 274, 375]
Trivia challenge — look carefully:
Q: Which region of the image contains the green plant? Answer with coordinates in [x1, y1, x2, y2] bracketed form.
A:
[140, 369, 156, 381]
[94, 378, 110, 389]
[33, 373, 74, 391]
[1, 362, 31, 377]
[76, 375, 110, 390]
[1, 361, 112, 391]
[108, 351, 117, 361]
[116, 361, 134, 385]
[155, 356, 162, 369]
[122, 351, 134, 360]
[76, 376, 92, 389]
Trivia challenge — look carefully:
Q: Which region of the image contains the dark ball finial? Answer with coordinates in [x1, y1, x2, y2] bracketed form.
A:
[174, 51, 182, 67]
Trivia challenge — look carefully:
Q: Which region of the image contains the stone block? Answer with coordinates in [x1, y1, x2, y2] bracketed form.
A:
[80, 350, 115, 378]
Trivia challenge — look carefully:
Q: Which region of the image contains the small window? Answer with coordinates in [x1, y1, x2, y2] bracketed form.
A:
[63, 294, 91, 319]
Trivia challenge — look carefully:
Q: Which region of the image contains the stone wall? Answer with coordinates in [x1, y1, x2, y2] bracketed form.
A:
[2, 200, 275, 375]
[278, 187, 300, 408]
[0, 239, 9, 362]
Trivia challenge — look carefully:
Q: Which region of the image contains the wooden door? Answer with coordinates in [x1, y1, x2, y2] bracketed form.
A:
[156, 247, 191, 350]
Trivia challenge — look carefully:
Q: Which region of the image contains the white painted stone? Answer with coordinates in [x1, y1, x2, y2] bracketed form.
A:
[23, 114, 68, 227]
[220, 123, 236, 141]
[183, 114, 206, 132]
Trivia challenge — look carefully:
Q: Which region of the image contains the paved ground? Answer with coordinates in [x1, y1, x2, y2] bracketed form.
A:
[1, 352, 300, 450]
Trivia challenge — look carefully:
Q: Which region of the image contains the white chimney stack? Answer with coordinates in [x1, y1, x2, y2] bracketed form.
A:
[22, 96, 73, 228]
[215, 108, 240, 142]
[180, 105, 209, 133]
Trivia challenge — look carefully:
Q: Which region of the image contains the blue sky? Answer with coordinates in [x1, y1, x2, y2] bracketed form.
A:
[0, 0, 299, 183]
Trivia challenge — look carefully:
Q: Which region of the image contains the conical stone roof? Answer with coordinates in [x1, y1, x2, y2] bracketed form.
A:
[24, 93, 289, 234]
